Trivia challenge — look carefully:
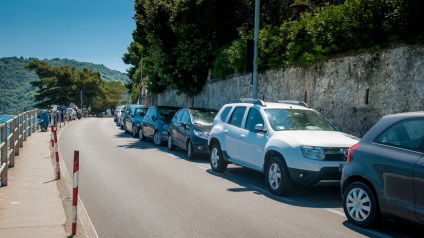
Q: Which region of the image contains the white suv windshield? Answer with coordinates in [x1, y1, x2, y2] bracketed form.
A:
[265, 109, 335, 131]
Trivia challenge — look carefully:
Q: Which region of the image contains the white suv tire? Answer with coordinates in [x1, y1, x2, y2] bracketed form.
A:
[210, 142, 228, 172]
[265, 155, 293, 196]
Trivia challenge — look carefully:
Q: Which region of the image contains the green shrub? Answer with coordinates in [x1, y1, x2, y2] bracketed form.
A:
[212, 0, 418, 74]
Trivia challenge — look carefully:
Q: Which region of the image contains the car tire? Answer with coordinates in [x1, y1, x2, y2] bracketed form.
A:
[168, 136, 176, 151]
[132, 124, 137, 137]
[210, 142, 228, 172]
[139, 127, 146, 141]
[153, 131, 162, 146]
[265, 155, 293, 196]
[187, 140, 196, 160]
[343, 182, 380, 228]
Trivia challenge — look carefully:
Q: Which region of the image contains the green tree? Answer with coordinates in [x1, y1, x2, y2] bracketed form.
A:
[25, 59, 126, 113]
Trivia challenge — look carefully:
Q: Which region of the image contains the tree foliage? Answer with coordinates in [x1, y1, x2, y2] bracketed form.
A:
[25, 59, 127, 113]
[125, 0, 266, 96]
[123, 0, 423, 97]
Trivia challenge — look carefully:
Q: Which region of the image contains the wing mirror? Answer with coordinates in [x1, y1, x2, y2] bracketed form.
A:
[255, 124, 267, 133]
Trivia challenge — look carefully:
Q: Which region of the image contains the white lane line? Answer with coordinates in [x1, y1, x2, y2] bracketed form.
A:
[196, 165, 208, 170]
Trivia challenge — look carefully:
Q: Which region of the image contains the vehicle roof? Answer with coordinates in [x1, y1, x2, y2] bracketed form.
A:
[187, 108, 218, 112]
[133, 105, 148, 108]
[226, 101, 312, 110]
[361, 111, 424, 142]
[154, 106, 181, 109]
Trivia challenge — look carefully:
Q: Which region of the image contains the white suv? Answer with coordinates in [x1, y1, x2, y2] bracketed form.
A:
[208, 99, 359, 196]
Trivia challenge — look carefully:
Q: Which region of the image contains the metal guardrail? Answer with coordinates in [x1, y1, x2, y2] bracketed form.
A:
[0, 109, 38, 186]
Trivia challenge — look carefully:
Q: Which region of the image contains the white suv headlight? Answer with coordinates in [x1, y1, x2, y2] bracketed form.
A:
[301, 146, 325, 160]
[194, 130, 209, 139]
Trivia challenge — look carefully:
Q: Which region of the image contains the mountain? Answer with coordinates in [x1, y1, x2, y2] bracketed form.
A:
[0, 57, 130, 114]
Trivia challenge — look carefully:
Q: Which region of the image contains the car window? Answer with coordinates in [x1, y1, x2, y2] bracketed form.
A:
[135, 108, 148, 117]
[181, 111, 190, 124]
[229, 106, 246, 128]
[245, 108, 264, 132]
[374, 118, 424, 152]
[220, 106, 232, 122]
[145, 108, 152, 117]
[174, 110, 182, 121]
[265, 109, 335, 131]
[191, 110, 217, 126]
[158, 107, 178, 119]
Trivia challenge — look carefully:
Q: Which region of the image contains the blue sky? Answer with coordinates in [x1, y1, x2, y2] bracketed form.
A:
[0, 0, 135, 73]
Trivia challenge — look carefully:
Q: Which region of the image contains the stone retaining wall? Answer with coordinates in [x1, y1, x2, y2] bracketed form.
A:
[141, 45, 424, 137]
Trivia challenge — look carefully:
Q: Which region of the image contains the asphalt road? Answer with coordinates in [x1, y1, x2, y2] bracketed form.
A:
[58, 117, 421, 238]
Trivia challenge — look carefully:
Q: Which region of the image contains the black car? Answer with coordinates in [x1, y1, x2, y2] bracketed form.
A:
[341, 111, 424, 228]
[167, 108, 218, 159]
[140, 106, 181, 145]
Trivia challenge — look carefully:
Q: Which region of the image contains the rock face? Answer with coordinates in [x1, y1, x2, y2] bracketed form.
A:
[142, 45, 424, 137]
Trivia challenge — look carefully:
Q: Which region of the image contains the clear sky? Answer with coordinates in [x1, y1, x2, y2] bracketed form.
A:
[0, 0, 135, 73]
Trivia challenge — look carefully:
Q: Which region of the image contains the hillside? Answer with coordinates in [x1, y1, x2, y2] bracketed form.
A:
[0, 57, 130, 114]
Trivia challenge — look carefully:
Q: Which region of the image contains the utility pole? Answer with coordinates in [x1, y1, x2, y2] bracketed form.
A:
[252, 0, 260, 99]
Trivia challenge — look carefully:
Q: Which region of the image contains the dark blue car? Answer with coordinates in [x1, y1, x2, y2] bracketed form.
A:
[124, 105, 149, 137]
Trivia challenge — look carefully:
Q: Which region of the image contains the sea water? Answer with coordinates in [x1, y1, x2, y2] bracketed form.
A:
[0, 115, 14, 145]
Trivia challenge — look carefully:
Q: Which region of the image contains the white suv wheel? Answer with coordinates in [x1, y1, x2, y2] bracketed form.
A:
[268, 163, 281, 190]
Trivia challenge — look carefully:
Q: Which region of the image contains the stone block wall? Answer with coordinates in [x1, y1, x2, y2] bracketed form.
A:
[141, 45, 424, 137]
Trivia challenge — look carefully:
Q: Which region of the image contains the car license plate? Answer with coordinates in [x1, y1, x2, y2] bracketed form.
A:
[339, 164, 345, 172]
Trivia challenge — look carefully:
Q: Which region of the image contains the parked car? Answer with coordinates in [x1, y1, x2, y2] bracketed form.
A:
[341, 111, 424, 228]
[114, 105, 123, 122]
[208, 98, 359, 196]
[168, 108, 218, 159]
[120, 104, 140, 131]
[116, 104, 126, 127]
[124, 105, 149, 137]
[140, 106, 181, 145]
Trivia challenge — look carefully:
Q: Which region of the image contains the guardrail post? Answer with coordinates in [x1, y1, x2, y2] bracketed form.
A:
[23, 112, 27, 141]
[33, 109, 38, 133]
[14, 117, 19, 156]
[19, 114, 23, 148]
[1, 123, 8, 186]
[8, 120, 14, 168]
[28, 111, 32, 137]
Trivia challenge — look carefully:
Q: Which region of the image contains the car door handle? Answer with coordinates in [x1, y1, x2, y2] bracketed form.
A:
[224, 130, 228, 133]
[240, 135, 246, 139]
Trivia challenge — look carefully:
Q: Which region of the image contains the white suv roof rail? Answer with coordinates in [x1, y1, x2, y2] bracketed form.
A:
[274, 100, 308, 108]
[230, 98, 266, 106]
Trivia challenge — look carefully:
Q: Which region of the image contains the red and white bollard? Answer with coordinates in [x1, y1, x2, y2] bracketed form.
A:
[53, 127, 60, 179]
[72, 151, 80, 235]
[51, 125, 54, 156]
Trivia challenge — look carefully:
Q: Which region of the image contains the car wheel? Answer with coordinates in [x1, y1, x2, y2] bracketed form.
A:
[168, 136, 176, 151]
[139, 127, 146, 141]
[153, 131, 162, 145]
[343, 182, 379, 228]
[265, 156, 293, 196]
[132, 125, 137, 137]
[210, 142, 227, 172]
[187, 140, 196, 160]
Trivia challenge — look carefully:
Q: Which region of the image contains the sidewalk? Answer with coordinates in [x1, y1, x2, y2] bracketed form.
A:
[0, 128, 68, 237]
